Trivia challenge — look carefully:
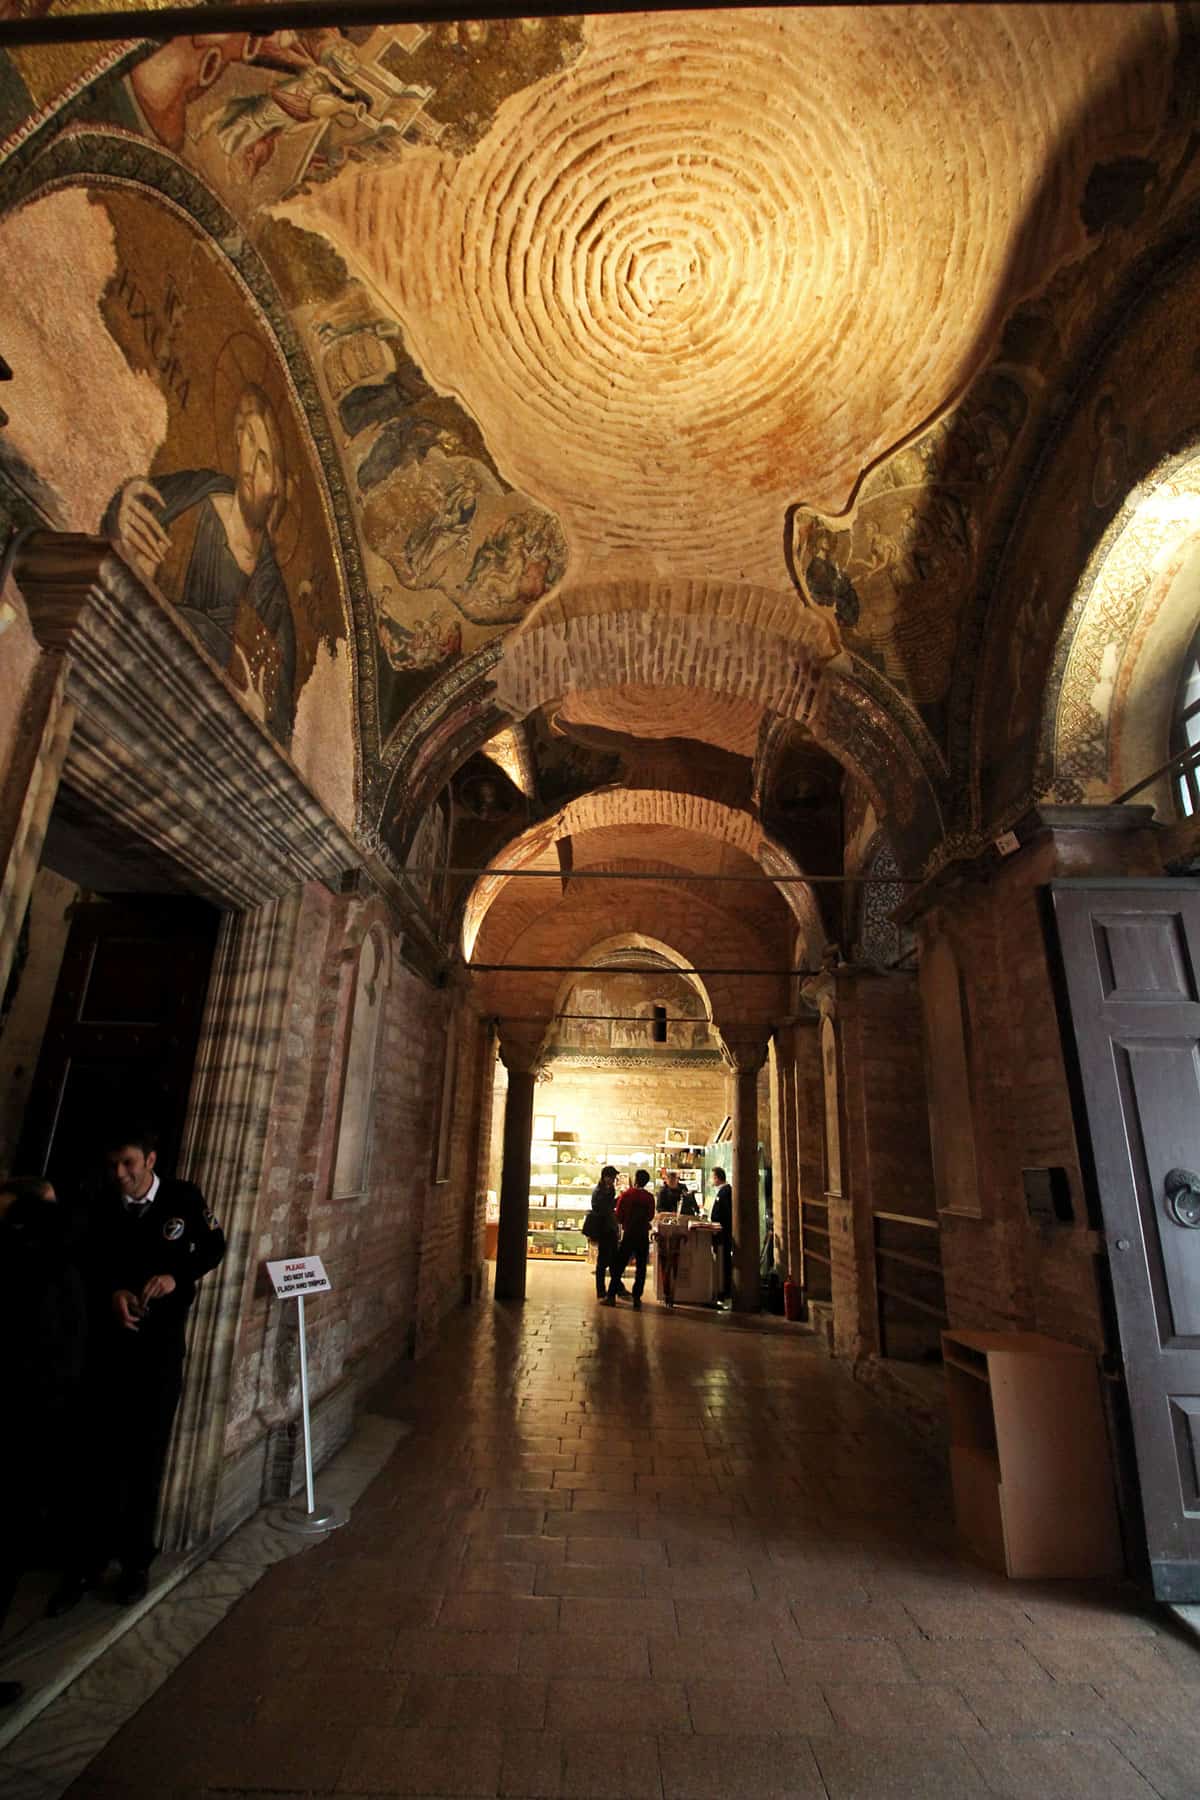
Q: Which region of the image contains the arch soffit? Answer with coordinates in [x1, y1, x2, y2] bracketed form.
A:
[460, 788, 818, 960]
[474, 890, 787, 1039]
[544, 933, 715, 1027]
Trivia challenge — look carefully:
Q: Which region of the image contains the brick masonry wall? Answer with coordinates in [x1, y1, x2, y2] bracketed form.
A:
[221, 888, 489, 1460]
[917, 824, 1161, 1352]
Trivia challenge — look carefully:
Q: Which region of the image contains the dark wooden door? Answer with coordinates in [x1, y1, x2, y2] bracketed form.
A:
[17, 897, 220, 1201]
[1051, 879, 1200, 1601]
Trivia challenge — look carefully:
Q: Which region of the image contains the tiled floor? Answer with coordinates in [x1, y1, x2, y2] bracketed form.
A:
[32, 1266, 1200, 1797]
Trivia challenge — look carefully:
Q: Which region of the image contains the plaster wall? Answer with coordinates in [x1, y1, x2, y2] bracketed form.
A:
[533, 1058, 728, 1171]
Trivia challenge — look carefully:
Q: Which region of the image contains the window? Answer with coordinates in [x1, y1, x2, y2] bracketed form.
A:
[1171, 623, 1200, 818]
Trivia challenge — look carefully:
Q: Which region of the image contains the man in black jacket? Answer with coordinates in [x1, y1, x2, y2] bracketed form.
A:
[710, 1167, 734, 1302]
[50, 1124, 225, 1613]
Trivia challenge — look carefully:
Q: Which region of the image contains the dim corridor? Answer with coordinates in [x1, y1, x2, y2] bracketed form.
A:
[68, 1267, 1200, 1800]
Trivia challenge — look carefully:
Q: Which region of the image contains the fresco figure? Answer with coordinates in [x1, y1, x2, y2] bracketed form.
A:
[104, 384, 297, 744]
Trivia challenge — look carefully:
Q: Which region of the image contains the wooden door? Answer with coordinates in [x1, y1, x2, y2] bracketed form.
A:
[1051, 879, 1200, 1601]
[17, 896, 220, 1201]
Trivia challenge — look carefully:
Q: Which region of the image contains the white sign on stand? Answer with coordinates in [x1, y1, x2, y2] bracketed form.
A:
[265, 1254, 347, 1536]
[267, 1254, 332, 1299]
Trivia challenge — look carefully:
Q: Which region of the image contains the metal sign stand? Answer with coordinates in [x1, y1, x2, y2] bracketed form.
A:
[266, 1255, 348, 1536]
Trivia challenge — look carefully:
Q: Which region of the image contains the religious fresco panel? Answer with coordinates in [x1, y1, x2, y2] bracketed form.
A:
[0, 178, 355, 819]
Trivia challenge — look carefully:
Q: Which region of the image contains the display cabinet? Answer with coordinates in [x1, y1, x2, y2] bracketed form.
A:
[526, 1134, 655, 1262]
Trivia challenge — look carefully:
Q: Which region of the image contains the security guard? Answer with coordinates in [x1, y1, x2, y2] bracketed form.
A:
[49, 1123, 225, 1612]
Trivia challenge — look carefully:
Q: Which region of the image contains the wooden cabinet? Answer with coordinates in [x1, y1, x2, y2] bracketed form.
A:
[942, 1328, 1122, 1580]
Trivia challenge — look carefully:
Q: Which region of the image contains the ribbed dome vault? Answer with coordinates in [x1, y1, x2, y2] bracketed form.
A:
[289, 5, 1168, 590]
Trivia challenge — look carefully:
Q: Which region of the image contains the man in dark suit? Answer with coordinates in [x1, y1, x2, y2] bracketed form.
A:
[50, 1123, 225, 1613]
[710, 1166, 734, 1302]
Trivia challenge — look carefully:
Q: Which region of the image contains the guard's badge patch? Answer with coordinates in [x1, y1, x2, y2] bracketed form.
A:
[163, 1216, 185, 1241]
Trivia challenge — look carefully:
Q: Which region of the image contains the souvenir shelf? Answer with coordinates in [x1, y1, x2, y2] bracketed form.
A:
[527, 1134, 655, 1262]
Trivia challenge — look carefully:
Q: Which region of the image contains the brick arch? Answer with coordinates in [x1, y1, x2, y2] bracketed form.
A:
[496, 578, 843, 726]
[460, 789, 823, 962]
[472, 878, 789, 1048]
[546, 933, 716, 1027]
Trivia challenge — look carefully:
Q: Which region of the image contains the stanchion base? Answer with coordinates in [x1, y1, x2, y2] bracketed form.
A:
[271, 1498, 349, 1536]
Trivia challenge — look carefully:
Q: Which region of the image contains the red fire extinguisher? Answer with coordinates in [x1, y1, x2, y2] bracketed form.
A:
[783, 1279, 805, 1322]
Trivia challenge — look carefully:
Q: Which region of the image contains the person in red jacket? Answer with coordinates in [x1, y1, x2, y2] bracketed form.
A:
[601, 1169, 656, 1309]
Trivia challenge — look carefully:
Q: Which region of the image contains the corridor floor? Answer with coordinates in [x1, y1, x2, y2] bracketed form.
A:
[66, 1267, 1200, 1800]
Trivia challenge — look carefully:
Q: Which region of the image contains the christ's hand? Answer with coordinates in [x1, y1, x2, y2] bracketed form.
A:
[112, 479, 171, 575]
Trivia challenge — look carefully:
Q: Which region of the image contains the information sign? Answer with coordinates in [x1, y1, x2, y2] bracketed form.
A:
[266, 1255, 331, 1298]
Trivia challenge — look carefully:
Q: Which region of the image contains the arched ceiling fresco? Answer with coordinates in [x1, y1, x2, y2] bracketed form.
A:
[1, 3, 1198, 912]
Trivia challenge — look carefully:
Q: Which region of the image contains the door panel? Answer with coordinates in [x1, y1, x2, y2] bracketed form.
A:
[16, 896, 220, 1201]
[1052, 881, 1200, 1600]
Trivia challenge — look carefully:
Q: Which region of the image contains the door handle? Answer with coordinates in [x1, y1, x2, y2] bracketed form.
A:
[1164, 1168, 1200, 1228]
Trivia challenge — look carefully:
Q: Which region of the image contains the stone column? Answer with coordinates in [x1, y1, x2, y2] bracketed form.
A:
[773, 1023, 805, 1288]
[727, 1037, 769, 1313]
[495, 1042, 539, 1302]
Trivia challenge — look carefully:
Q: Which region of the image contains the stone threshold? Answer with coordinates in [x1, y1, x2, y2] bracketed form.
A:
[0, 1414, 408, 1797]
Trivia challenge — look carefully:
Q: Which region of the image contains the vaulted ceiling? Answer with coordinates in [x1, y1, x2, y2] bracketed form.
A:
[1, 3, 1197, 961]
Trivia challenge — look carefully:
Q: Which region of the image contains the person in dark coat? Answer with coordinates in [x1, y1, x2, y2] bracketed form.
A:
[49, 1124, 225, 1614]
[588, 1165, 621, 1301]
[710, 1166, 734, 1301]
[603, 1169, 656, 1309]
[0, 1176, 87, 1705]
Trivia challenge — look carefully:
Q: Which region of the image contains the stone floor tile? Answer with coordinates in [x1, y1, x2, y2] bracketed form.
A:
[558, 1597, 678, 1636]
[898, 1594, 1036, 1640]
[821, 1681, 983, 1739]
[657, 1731, 825, 1798]
[455, 1562, 540, 1596]
[961, 1676, 1132, 1739]
[256, 1666, 407, 1728]
[649, 1633, 785, 1685]
[775, 1637, 914, 1685]
[788, 1597, 918, 1640]
[1118, 1723, 1200, 1800]
[336, 1725, 503, 1795]
[548, 1678, 689, 1733]
[813, 1734, 991, 1798]
[535, 1563, 648, 1597]
[389, 1629, 522, 1676]
[963, 1733, 1160, 1799]
[899, 1637, 1052, 1686]
[673, 1597, 795, 1637]
[685, 1678, 833, 1736]
[399, 1673, 549, 1731]
[437, 1594, 561, 1634]
[559, 1729, 662, 1800]
[563, 1536, 669, 1567]
[519, 1632, 651, 1679]
[543, 1513, 643, 1539]
[500, 1729, 565, 1797]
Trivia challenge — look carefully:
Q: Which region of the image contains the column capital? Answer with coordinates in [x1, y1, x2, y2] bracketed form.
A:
[721, 1033, 770, 1074]
[498, 1034, 543, 1077]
